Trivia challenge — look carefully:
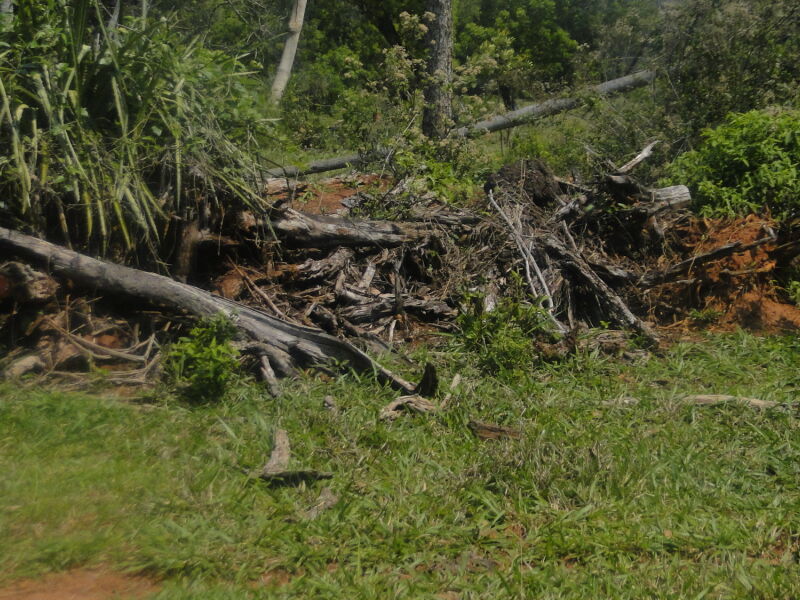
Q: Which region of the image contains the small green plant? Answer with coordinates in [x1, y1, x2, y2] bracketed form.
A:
[455, 293, 550, 376]
[786, 280, 800, 307]
[688, 307, 723, 325]
[667, 108, 800, 221]
[163, 314, 240, 402]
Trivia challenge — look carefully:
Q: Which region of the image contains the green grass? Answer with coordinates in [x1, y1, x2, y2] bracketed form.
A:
[1, 331, 800, 598]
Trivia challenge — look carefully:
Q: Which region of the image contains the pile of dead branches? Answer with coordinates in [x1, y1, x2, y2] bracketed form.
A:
[2, 142, 799, 393]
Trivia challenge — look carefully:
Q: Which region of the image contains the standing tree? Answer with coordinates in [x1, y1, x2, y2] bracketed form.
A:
[421, 0, 453, 139]
[271, 0, 308, 103]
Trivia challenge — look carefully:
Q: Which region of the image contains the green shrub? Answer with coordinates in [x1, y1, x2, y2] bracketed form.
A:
[163, 315, 240, 403]
[455, 293, 550, 377]
[667, 108, 800, 220]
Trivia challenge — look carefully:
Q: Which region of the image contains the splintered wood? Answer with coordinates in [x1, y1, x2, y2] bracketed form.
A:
[259, 429, 332, 485]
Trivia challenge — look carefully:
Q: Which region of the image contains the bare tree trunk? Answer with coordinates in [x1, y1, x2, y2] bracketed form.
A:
[421, 0, 453, 139]
[0, 0, 13, 24]
[271, 0, 308, 103]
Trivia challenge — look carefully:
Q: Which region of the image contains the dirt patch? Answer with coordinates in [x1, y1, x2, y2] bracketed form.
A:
[0, 569, 159, 600]
[269, 174, 389, 216]
[646, 215, 800, 331]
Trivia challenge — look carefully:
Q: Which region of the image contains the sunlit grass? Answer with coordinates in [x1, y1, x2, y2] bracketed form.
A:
[1, 331, 799, 598]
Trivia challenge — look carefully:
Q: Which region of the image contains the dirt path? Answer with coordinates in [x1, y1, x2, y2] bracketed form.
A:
[0, 569, 159, 600]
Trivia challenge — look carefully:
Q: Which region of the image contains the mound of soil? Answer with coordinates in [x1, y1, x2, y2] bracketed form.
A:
[648, 215, 800, 331]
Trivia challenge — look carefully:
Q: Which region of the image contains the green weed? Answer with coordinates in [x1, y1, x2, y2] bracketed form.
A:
[163, 315, 240, 403]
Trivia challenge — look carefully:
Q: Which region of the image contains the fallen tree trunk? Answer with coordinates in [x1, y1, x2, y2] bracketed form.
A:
[271, 208, 431, 249]
[456, 70, 656, 137]
[264, 149, 389, 179]
[263, 71, 657, 178]
[0, 226, 419, 393]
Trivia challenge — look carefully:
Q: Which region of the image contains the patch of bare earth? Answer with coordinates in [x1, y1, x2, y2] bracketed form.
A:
[650, 215, 800, 332]
[0, 569, 159, 600]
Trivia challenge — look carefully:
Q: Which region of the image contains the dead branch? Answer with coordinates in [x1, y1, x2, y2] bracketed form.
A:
[0, 226, 421, 393]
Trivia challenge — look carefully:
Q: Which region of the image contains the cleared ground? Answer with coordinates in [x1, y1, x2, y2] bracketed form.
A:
[1, 332, 799, 598]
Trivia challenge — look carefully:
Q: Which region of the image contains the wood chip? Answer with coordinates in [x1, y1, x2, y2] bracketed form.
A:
[684, 395, 778, 409]
[300, 487, 339, 520]
[380, 395, 437, 421]
[468, 420, 522, 440]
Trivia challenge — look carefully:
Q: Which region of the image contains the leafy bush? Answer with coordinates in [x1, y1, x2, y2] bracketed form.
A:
[163, 315, 240, 403]
[455, 293, 550, 377]
[667, 108, 800, 220]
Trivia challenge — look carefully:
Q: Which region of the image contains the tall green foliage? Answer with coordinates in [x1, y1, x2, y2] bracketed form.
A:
[661, 0, 800, 135]
[0, 0, 274, 258]
[668, 108, 800, 220]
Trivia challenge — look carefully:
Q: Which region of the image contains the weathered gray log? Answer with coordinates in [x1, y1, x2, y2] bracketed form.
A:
[272, 208, 430, 249]
[649, 186, 691, 213]
[456, 70, 656, 137]
[0, 226, 418, 393]
[264, 149, 389, 179]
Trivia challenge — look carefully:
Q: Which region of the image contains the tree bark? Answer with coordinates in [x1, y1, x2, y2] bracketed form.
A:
[422, 0, 453, 139]
[0, 226, 419, 393]
[271, 0, 308, 103]
[0, 0, 12, 26]
[270, 208, 431, 249]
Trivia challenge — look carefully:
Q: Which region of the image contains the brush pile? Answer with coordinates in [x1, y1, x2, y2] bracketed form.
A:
[2, 144, 800, 389]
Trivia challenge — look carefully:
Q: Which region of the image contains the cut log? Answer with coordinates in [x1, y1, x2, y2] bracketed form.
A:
[271, 209, 431, 249]
[0, 226, 420, 393]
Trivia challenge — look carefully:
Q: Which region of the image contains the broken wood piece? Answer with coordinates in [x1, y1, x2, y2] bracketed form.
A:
[380, 395, 437, 421]
[300, 487, 339, 520]
[684, 395, 778, 409]
[439, 373, 462, 410]
[650, 185, 691, 212]
[261, 429, 291, 476]
[297, 248, 355, 282]
[468, 420, 522, 440]
[0, 262, 58, 302]
[259, 355, 281, 398]
[414, 363, 439, 397]
[259, 429, 333, 485]
[2, 354, 46, 378]
[615, 140, 659, 174]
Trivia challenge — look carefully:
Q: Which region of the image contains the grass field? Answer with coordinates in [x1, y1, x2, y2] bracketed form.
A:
[1, 331, 799, 598]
